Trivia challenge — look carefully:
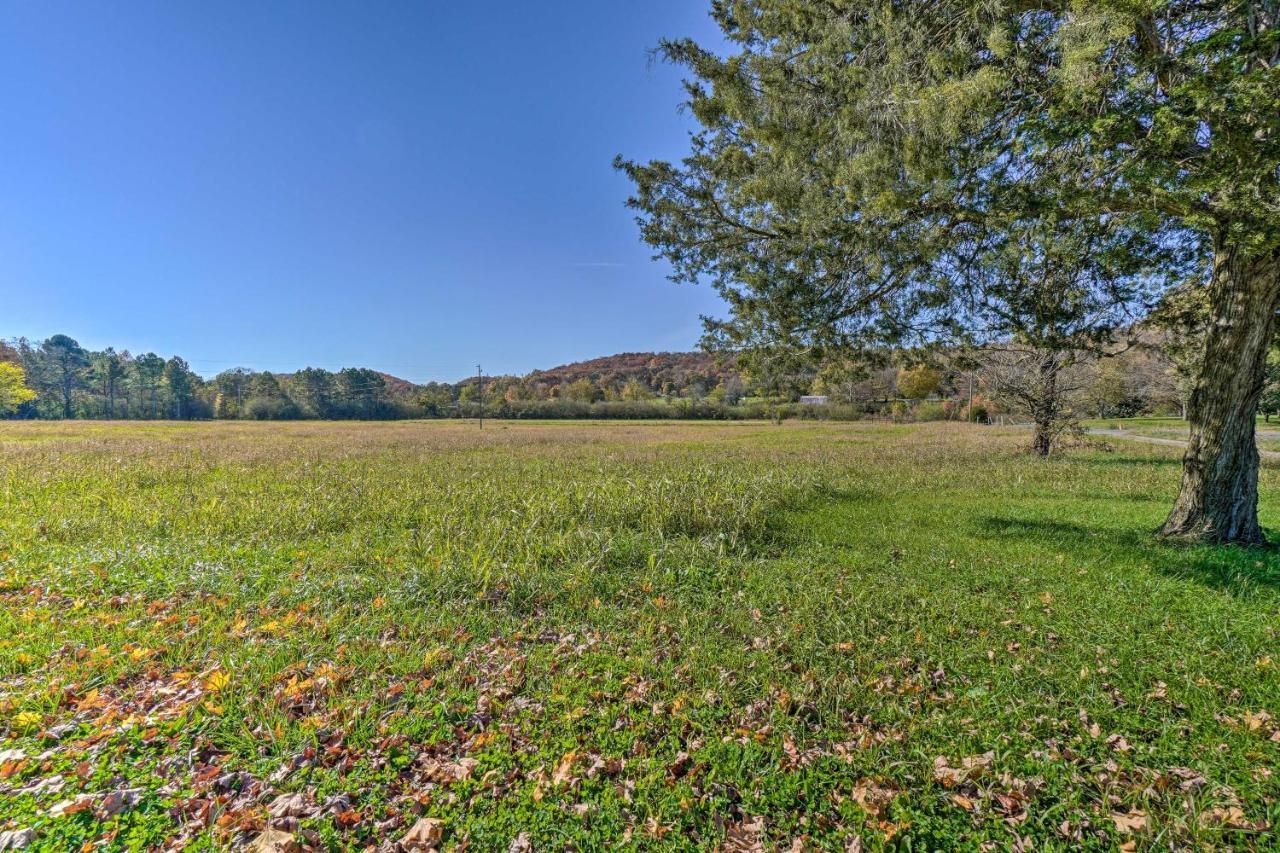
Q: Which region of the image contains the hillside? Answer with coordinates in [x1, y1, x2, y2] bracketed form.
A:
[526, 351, 738, 389]
[375, 371, 425, 399]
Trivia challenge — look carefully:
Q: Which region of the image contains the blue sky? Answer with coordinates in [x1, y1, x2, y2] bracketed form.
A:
[0, 2, 726, 382]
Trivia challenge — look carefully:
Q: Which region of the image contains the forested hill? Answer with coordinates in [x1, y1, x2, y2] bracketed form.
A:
[526, 352, 737, 393]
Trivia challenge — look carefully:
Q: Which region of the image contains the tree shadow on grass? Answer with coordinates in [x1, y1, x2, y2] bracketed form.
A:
[975, 515, 1280, 596]
[763, 487, 876, 551]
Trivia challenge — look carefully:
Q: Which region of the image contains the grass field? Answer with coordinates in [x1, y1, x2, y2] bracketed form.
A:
[1, 420, 1278, 850]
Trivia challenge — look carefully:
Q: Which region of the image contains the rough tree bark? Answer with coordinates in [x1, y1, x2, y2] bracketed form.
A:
[1158, 241, 1280, 545]
[1031, 356, 1059, 458]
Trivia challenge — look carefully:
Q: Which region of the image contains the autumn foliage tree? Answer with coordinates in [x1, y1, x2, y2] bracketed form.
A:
[0, 363, 36, 416]
[896, 367, 942, 402]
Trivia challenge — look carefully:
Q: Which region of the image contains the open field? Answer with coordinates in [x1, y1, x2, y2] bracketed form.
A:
[1, 420, 1278, 850]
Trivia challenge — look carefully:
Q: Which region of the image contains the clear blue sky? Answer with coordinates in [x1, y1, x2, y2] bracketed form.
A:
[0, 1, 726, 382]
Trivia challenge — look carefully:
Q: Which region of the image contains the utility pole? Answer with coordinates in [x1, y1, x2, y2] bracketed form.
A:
[477, 363, 484, 430]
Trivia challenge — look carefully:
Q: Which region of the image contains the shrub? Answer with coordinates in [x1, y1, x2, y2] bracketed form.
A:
[243, 397, 301, 420]
[915, 401, 948, 422]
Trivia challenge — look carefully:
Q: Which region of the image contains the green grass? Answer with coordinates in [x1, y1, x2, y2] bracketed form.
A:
[0, 420, 1277, 850]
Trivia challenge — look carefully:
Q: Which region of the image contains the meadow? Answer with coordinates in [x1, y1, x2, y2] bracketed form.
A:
[0, 420, 1277, 850]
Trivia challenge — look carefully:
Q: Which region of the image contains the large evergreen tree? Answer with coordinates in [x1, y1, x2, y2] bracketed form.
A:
[619, 0, 1280, 544]
[164, 357, 196, 419]
[36, 334, 90, 418]
[92, 349, 127, 418]
[134, 353, 166, 419]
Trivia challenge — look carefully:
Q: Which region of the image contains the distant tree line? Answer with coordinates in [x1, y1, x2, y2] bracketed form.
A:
[3, 329, 1266, 425]
[0, 336, 419, 421]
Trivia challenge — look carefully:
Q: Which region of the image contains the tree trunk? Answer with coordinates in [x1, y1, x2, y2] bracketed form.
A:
[1030, 355, 1059, 457]
[1158, 242, 1280, 545]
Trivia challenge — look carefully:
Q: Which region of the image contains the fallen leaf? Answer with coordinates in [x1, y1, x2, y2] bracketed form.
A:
[1202, 806, 1267, 831]
[724, 815, 766, 852]
[204, 670, 231, 693]
[933, 752, 994, 787]
[1105, 734, 1132, 753]
[97, 788, 143, 817]
[401, 817, 444, 850]
[48, 797, 94, 818]
[1111, 809, 1148, 834]
[0, 829, 36, 850]
[552, 750, 579, 786]
[246, 828, 300, 853]
[12, 712, 41, 730]
[1242, 709, 1272, 732]
[268, 792, 315, 820]
[851, 779, 897, 817]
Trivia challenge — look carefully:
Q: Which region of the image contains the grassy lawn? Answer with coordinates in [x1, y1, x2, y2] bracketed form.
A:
[1, 420, 1278, 850]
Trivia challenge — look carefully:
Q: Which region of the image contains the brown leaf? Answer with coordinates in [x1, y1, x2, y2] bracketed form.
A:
[0, 829, 36, 850]
[1166, 766, 1206, 791]
[933, 752, 994, 788]
[586, 755, 622, 778]
[246, 828, 300, 853]
[47, 796, 94, 818]
[420, 757, 478, 785]
[0, 749, 28, 781]
[97, 788, 143, 818]
[666, 750, 692, 780]
[851, 780, 896, 817]
[402, 817, 444, 851]
[267, 792, 315, 820]
[992, 791, 1027, 820]
[723, 815, 766, 853]
[1105, 734, 1132, 753]
[1242, 709, 1272, 732]
[1202, 806, 1267, 831]
[552, 750, 580, 786]
[1111, 809, 1148, 834]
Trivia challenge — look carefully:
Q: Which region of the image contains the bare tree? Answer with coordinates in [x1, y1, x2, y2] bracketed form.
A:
[983, 347, 1085, 455]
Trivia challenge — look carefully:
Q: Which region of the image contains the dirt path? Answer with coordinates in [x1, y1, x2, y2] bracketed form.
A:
[1087, 428, 1280, 461]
